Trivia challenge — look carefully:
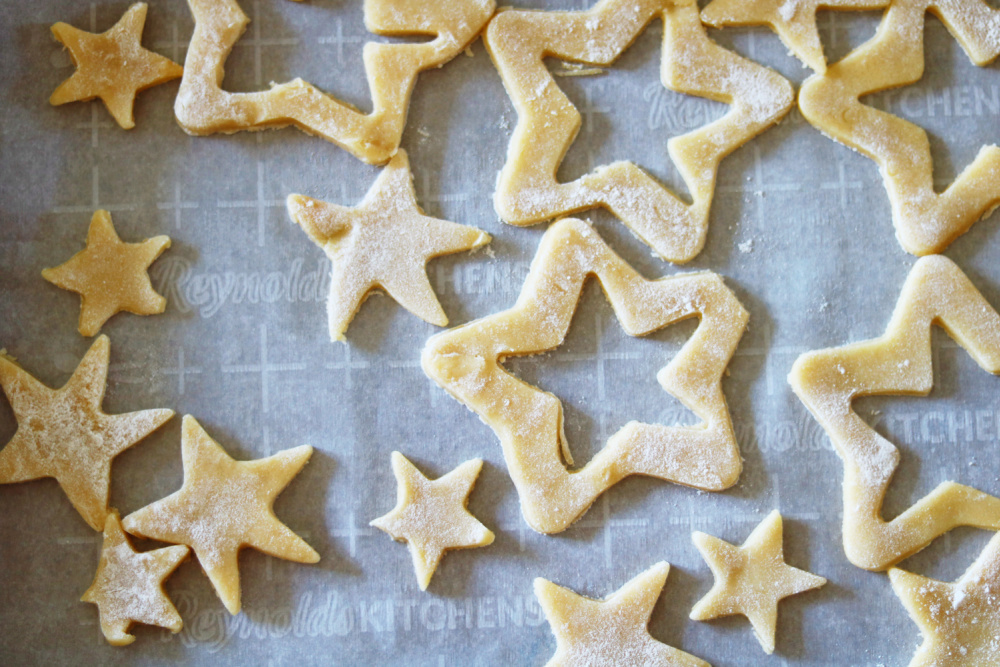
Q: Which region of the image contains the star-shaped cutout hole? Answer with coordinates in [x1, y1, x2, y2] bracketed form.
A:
[82, 511, 190, 646]
[890, 530, 1000, 665]
[42, 210, 171, 337]
[0, 335, 174, 530]
[122, 415, 319, 615]
[535, 561, 709, 667]
[287, 149, 490, 342]
[370, 452, 493, 591]
[689, 510, 826, 655]
[49, 2, 183, 129]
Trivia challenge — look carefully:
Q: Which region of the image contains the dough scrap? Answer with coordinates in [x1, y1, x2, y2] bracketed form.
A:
[798, 0, 1000, 255]
[286, 149, 490, 342]
[370, 452, 494, 591]
[889, 530, 1000, 666]
[484, 0, 793, 263]
[49, 3, 183, 129]
[82, 511, 190, 646]
[535, 561, 709, 667]
[422, 218, 747, 534]
[789, 255, 1000, 571]
[122, 415, 319, 615]
[689, 510, 826, 655]
[175, 0, 496, 164]
[42, 210, 171, 337]
[0, 335, 174, 531]
[700, 0, 890, 73]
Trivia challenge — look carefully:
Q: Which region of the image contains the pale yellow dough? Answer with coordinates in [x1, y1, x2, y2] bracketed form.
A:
[0, 335, 174, 531]
[484, 0, 793, 263]
[422, 218, 747, 534]
[123, 415, 319, 615]
[798, 0, 1000, 255]
[789, 255, 1000, 571]
[890, 530, 1000, 666]
[535, 561, 709, 667]
[370, 452, 494, 591]
[82, 511, 190, 646]
[700, 0, 890, 73]
[175, 0, 495, 164]
[689, 510, 826, 655]
[42, 210, 171, 337]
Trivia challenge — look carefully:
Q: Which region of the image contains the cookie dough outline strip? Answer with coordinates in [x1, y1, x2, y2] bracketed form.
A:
[798, 0, 1000, 255]
[175, 0, 495, 165]
[422, 218, 748, 534]
[789, 255, 1000, 571]
[484, 0, 793, 263]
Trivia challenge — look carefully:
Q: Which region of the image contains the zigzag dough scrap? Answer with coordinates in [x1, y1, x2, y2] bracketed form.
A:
[422, 218, 748, 534]
[789, 255, 1000, 571]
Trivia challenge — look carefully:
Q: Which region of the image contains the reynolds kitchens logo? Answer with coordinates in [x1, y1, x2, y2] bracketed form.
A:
[643, 81, 726, 131]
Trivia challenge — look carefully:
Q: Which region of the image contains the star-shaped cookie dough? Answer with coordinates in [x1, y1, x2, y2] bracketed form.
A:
[50, 3, 183, 129]
[535, 561, 709, 667]
[701, 0, 889, 73]
[370, 452, 493, 591]
[0, 335, 174, 531]
[42, 210, 171, 337]
[689, 510, 826, 654]
[82, 511, 190, 646]
[890, 530, 1000, 666]
[287, 150, 490, 342]
[789, 255, 1000, 570]
[122, 415, 319, 615]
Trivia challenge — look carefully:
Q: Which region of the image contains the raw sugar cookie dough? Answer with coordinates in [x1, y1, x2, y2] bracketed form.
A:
[789, 255, 1000, 571]
[422, 218, 748, 534]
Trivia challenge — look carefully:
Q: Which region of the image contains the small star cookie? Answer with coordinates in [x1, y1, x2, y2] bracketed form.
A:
[422, 218, 747, 534]
[689, 510, 826, 654]
[370, 452, 493, 591]
[42, 210, 171, 337]
[50, 3, 183, 129]
[122, 415, 319, 615]
[286, 150, 490, 342]
[535, 561, 709, 667]
[0, 335, 174, 531]
[789, 255, 1000, 570]
[890, 530, 1000, 666]
[82, 511, 190, 646]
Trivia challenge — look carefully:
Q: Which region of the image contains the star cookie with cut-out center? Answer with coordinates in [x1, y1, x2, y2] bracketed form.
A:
[371, 452, 493, 591]
[42, 210, 171, 337]
[890, 530, 1000, 666]
[50, 3, 183, 129]
[535, 561, 709, 667]
[287, 150, 490, 342]
[0, 335, 174, 531]
[123, 415, 319, 615]
[82, 511, 190, 646]
[690, 510, 826, 654]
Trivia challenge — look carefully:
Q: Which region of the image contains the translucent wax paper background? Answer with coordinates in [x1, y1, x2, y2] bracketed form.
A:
[2, 1, 1000, 664]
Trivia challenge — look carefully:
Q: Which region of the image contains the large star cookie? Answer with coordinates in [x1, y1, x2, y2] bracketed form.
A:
[689, 510, 826, 654]
[535, 561, 708, 667]
[0, 335, 174, 530]
[123, 415, 319, 615]
[286, 150, 490, 342]
[789, 255, 1000, 571]
[890, 530, 1000, 666]
[82, 511, 190, 646]
[370, 452, 493, 590]
[423, 218, 747, 534]
[798, 0, 1000, 255]
[701, 0, 889, 73]
[42, 210, 171, 337]
[484, 0, 793, 262]
[50, 3, 183, 129]
[175, 0, 495, 164]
